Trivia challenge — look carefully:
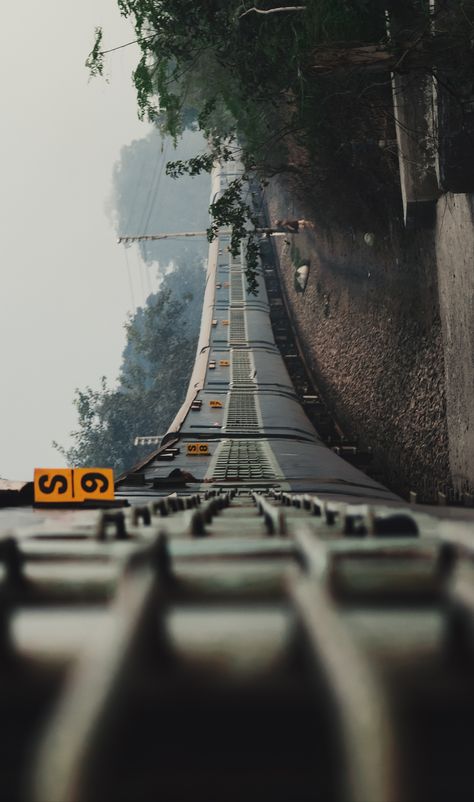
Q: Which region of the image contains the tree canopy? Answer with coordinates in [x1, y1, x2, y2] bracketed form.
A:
[88, 1, 474, 272]
[87, 1, 385, 286]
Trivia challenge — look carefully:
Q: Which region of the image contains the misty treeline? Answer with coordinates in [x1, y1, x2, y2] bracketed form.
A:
[57, 128, 210, 473]
[109, 127, 210, 268]
[55, 252, 205, 474]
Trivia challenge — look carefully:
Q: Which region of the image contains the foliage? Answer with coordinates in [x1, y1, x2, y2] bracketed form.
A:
[87, 1, 474, 271]
[207, 177, 260, 293]
[53, 378, 151, 474]
[85, 1, 388, 285]
[85, 27, 105, 78]
[164, 149, 260, 292]
[165, 152, 216, 179]
[56, 257, 205, 474]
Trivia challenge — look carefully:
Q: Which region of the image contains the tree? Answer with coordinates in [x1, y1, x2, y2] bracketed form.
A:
[56, 257, 206, 473]
[87, 1, 474, 266]
[88, 1, 379, 286]
[86, 1, 390, 130]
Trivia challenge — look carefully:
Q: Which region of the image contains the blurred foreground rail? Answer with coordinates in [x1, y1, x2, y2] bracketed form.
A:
[0, 491, 472, 801]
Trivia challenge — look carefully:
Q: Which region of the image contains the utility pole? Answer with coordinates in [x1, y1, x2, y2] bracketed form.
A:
[117, 232, 209, 245]
[117, 223, 302, 246]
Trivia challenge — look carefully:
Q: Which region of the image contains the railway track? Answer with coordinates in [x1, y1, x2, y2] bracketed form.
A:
[2, 158, 473, 801]
[0, 491, 466, 801]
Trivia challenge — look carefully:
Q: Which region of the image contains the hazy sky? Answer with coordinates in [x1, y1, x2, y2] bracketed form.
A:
[0, 1, 154, 479]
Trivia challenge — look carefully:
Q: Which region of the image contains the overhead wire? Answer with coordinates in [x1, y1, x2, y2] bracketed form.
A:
[117, 130, 155, 307]
[117, 130, 179, 309]
[137, 253, 147, 305]
[123, 144, 151, 236]
[135, 245, 153, 299]
[123, 246, 136, 312]
[137, 137, 166, 235]
[121, 137, 169, 306]
[128, 137, 170, 285]
[142, 138, 169, 234]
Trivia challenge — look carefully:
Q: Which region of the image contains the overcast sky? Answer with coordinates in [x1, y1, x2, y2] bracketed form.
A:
[0, 0, 155, 479]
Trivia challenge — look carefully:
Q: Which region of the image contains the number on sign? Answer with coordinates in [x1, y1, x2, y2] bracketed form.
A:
[34, 469, 74, 503]
[74, 468, 115, 501]
[34, 468, 115, 503]
[186, 443, 210, 456]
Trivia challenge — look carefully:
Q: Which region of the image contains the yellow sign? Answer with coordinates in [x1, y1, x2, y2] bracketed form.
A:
[209, 400, 223, 408]
[74, 468, 115, 502]
[34, 468, 115, 504]
[219, 359, 230, 367]
[34, 468, 74, 503]
[186, 443, 210, 456]
[221, 319, 230, 326]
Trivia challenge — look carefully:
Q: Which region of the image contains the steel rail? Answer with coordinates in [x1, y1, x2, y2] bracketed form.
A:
[252, 492, 287, 535]
[289, 525, 400, 802]
[32, 535, 171, 802]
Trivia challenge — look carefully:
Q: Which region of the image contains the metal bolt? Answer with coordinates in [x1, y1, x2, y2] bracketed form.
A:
[190, 511, 207, 538]
[437, 542, 457, 581]
[0, 538, 24, 587]
[167, 497, 180, 513]
[96, 511, 128, 541]
[374, 514, 419, 537]
[150, 500, 168, 517]
[278, 510, 287, 536]
[151, 533, 172, 581]
[343, 514, 367, 536]
[131, 506, 151, 526]
[311, 499, 322, 516]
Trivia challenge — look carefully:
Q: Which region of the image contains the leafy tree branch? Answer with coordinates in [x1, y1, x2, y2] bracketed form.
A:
[239, 5, 306, 19]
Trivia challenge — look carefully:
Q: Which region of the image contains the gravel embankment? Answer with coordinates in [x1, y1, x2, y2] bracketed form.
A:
[265, 175, 450, 500]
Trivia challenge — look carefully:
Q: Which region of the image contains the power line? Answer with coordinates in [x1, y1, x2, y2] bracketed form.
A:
[123, 247, 136, 311]
[142, 139, 169, 235]
[118, 231, 209, 244]
[135, 246, 152, 298]
[137, 254, 146, 305]
[122, 143, 151, 236]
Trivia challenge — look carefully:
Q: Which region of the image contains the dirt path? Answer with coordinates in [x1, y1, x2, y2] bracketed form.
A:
[264, 175, 451, 500]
